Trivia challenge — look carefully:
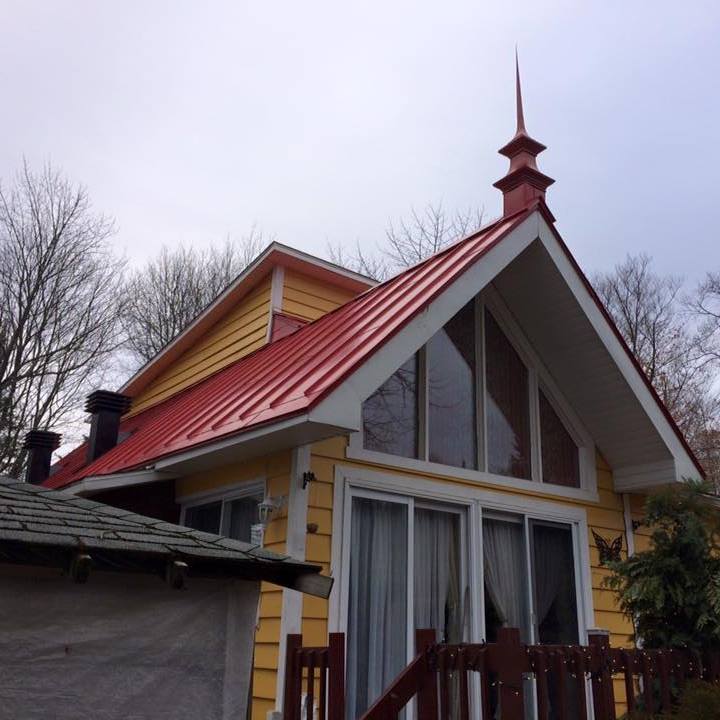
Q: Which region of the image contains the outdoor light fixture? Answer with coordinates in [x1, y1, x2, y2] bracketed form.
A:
[257, 495, 285, 527]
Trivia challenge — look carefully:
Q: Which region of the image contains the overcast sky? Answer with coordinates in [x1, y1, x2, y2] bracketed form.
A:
[2, 1, 718, 283]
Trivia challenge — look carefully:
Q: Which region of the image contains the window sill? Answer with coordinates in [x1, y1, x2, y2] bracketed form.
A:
[344, 446, 599, 504]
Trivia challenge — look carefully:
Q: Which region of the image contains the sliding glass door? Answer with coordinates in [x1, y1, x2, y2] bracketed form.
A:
[482, 513, 579, 645]
[345, 493, 466, 718]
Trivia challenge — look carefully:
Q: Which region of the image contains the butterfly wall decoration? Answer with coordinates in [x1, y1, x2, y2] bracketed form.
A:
[592, 529, 623, 565]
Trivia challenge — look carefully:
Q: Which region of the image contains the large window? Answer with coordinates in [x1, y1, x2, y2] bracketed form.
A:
[361, 294, 587, 490]
[182, 487, 264, 543]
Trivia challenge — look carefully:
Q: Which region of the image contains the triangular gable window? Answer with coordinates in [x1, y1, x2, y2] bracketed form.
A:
[361, 290, 591, 490]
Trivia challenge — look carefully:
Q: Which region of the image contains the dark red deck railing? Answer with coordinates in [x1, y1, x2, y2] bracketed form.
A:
[282, 632, 345, 720]
[282, 629, 720, 719]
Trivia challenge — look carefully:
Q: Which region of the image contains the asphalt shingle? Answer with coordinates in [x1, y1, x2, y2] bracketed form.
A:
[0, 477, 330, 596]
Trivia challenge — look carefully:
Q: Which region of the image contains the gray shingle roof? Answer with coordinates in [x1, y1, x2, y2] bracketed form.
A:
[0, 477, 331, 597]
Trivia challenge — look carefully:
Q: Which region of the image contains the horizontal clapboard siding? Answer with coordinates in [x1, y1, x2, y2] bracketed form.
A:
[130, 277, 273, 414]
[282, 270, 357, 322]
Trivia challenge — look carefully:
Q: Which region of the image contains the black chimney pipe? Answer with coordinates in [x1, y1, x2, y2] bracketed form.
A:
[23, 430, 61, 485]
[85, 390, 132, 463]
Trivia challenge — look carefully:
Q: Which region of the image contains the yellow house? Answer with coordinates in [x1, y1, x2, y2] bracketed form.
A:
[42, 74, 703, 720]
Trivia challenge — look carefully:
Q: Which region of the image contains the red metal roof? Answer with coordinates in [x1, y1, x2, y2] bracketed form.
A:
[48, 211, 526, 488]
[47, 202, 704, 488]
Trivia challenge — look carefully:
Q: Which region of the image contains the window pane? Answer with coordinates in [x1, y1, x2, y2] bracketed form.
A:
[482, 516, 530, 642]
[347, 497, 408, 718]
[485, 310, 531, 479]
[414, 508, 462, 643]
[184, 501, 222, 534]
[228, 494, 263, 542]
[362, 355, 418, 458]
[428, 302, 477, 469]
[540, 391, 580, 488]
[531, 521, 578, 644]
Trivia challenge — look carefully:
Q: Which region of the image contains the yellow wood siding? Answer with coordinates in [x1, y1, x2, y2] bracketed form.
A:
[282, 270, 357, 322]
[175, 450, 291, 720]
[130, 276, 273, 414]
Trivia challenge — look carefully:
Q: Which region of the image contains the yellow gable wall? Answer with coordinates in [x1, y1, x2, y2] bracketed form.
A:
[130, 275, 273, 414]
[282, 269, 359, 322]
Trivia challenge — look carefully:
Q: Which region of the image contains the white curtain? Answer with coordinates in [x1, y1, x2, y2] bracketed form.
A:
[482, 518, 530, 641]
[414, 509, 462, 642]
[346, 498, 408, 719]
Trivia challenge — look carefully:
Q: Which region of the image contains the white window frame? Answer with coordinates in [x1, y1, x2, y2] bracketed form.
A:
[178, 478, 265, 536]
[349, 286, 597, 502]
[329, 466, 594, 645]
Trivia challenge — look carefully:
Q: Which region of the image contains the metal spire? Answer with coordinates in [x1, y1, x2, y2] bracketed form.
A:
[493, 51, 554, 217]
[515, 48, 526, 135]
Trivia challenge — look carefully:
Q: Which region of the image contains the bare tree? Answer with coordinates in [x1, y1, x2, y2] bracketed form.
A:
[0, 162, 125, 476]
[692, 271, 720, 363]
[326, 239, 390, 281]
[328, 202, 484, 281]
[121, 228, 266, 365]
[593, 254, 720, 485]
[384, 203, 484, 269]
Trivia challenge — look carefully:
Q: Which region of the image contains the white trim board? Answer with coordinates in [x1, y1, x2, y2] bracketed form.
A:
[275, 445, 311, 711]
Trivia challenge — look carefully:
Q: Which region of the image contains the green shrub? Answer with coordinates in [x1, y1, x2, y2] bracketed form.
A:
[605, 479, 720, 650]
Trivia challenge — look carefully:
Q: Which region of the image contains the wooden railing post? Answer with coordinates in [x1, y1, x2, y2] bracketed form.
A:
[328, 633, 346, 720]
[282, 634, 303, 720]
[491, 627, 527, 719]
[589, 630, 616, 720]
[415, 629, 438, 720]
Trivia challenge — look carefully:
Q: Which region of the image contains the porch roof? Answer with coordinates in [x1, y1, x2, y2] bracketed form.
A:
[0, 476, 331, 597]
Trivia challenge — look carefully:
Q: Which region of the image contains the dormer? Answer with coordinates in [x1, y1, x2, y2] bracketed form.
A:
[124, 243, 375, 415]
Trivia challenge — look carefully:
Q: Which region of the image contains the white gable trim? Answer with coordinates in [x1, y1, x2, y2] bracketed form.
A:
[534, 219, 699, 486]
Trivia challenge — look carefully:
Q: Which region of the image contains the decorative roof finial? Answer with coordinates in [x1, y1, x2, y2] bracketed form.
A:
[515, 48, 526, 135]
[494, 51, 555, 218]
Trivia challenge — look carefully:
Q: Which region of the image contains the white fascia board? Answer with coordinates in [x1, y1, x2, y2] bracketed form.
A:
[614, 460, 679, 492]
[62, 469, 176, 496]
[310, 212, 542, 429]
[153, 414, 353, 475]
[535, 218, 699, 487]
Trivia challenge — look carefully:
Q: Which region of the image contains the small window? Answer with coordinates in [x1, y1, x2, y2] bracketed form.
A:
[183, 492, 263, 543]
[539, 390, 580, 488]
[362, 355, 419, 458]
[428, 301, 477, 469]
[485, 310, 531, 479]
[184, 501, 222, 534]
